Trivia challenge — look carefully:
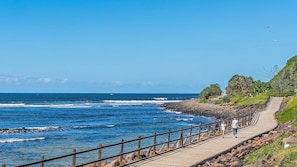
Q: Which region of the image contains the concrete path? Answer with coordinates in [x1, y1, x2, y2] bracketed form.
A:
[129, 97, 283, 167]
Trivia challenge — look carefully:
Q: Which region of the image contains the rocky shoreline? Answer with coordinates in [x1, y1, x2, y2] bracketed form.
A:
[161, 99, 266, 119]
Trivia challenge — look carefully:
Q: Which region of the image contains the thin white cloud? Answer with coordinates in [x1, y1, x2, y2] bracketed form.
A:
[37, 78, 52, 83]
[141, 81, 159, 86]
[111, 81, 124, 86]
[0, 75, 24, 83]
[0, 75, 70, 84]
[61, 78, 69, 84]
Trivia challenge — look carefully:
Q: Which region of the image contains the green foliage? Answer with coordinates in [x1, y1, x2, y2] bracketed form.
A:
[199, 83, 222, 99]
[222, 95, 231, 103]
[225, 75, 272, 97]
[244, 137, 284, 165]
[214, 99, 223, 104]
[276, 95, 297, 123]
[229, 93, 269, 106]
[253, 80, 271, 94]
[270, 55, 297, 95]
[244, 135, 297, 166]
[226, 74, 254, 96]
[198, 98, 207, 103]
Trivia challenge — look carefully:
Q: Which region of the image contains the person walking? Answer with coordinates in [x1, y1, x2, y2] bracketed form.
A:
[220, 121, 226, 138]
[231, 118, 239, 138]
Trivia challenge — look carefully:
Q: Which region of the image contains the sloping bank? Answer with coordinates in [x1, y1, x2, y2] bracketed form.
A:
[161, 99, 266, 119]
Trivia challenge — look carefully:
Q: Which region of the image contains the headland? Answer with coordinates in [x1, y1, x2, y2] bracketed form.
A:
[161, 99, 266, 119]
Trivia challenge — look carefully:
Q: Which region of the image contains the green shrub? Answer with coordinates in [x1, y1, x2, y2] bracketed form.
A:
[199, 83, 222, 99]
[222, 95, 231, 103]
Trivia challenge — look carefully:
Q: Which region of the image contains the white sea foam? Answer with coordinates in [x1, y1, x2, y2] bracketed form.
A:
[26, 126, 61, 130]
[73, 126, 89, 129]
[0, 103, 96, 108]
[0, 100, 180, 108]
[0, 103, 26, 107]
[0, 137, 45, 143]
[164, 110, 182, 114]
[176, 118, 194, 121]
[106, 124, 115, 128]
[73, 125, 115, 129]
[0, 126, 62, 134]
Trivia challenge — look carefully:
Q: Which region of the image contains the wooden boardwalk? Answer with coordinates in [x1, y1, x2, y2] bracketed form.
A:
[128, 97, 283, 167]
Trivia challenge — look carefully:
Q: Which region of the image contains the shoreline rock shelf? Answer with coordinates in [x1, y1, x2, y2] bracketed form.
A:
[161, 99, 266, 119]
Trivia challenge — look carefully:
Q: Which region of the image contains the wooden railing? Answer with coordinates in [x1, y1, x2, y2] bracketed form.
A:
[4, 112, 254, 167]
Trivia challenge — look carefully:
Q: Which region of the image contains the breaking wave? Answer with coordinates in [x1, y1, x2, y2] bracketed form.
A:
[0, 126, 62, 134]
[73, 124, 115, 129]
[0, 137, 45, 143]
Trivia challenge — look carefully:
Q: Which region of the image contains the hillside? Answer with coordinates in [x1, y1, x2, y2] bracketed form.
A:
[270, 55, 297, 95]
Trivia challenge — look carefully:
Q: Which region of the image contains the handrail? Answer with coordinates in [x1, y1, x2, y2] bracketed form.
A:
[9, 112, 254, 167]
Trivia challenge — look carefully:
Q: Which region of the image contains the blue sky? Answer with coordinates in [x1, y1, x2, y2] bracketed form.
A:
[0, 0, 296, 93]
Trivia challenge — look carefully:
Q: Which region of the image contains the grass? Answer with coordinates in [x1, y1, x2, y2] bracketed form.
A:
[230, 93, 269, 106]
[243, 137, 283, 165]
[243, 133, 297, 166]
[276, 95, 297, 123]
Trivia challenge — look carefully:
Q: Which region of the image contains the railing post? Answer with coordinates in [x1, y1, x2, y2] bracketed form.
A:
[206, 124, 209, 136]
[153, 132, 157, 155]
[189, 125, 193, 143]
[120, 139, 124, 165]
[179, 128, 183, 147]
[167, 130, 171, 149]
[137, 136, 141, 159]
[212, 122, 216, 135]
[240, 115, 243, 127]
[72, 149, 76, 167]
[40, 155, 44, 167]
[198, 126, 201, 140]
[98, 144, 102, 167]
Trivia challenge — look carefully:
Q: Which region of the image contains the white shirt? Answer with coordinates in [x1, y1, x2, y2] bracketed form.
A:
[221, 123, 226, 130]
[232, 119, 238, 129]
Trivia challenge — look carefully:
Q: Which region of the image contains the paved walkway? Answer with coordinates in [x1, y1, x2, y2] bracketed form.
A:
[129, 97, 283, 167]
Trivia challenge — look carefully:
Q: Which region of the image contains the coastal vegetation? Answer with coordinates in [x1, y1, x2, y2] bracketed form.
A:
[197, 55, 297, 166]
[270, 56, 297, 96]
[276, 96, 297, 124]
[199, 55, 297, 105]
[229, 93, 269, 106]
[240, 55, 297, 166]
[244, 134, 297, 166]
[243, 95, 297, 166]
[162, 55, 297, 166]
[198, 83, 222, 101]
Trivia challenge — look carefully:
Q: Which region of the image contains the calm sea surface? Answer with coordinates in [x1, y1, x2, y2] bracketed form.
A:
[0, 93, 214, 166]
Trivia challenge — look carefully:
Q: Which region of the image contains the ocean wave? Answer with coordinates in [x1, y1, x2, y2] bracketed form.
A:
[0, 103, 26, 107]
[0, 99, 181, 108]
[0, 137, 45, 143]
[175, 118, 194, 121]
[0, 126, 62, 134]
[73, 124, 115, 129]
[164, 110, 182, 114]
[0, 103, 97, 108]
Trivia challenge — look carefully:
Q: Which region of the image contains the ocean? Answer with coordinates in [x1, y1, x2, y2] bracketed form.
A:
[0, 93, 214, 166]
